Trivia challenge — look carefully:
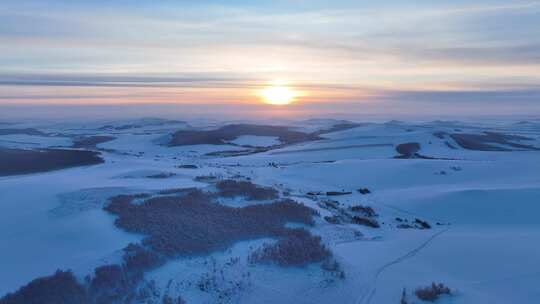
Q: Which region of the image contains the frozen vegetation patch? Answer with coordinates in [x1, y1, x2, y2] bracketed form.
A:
[349, 205, 377, 217]
[248, 228, 331, 267]
[215, 180, 279, 201]
[1, 182, 329, 303]
[0, 148, 103, 176]
[319, 200, 381, 228]
[104, 190, 317, 257]
[114, 170, 177, 179]
[146, 172, 176, 179]
[0, 270, 86, 304]
[194, 174, 220, 182]
[168, 124, 319, 146]
[176, 164, 197, 169]
[395, 218, 432, 230]
[72, 135, 116, 148]
[415, 282, 451, 302]
[0, 245, 167, 304]
[395, 142, 421, 158]
[351, 216, 380, 228]
[0, 128, 47, 136]
[448, 131, 539, 151]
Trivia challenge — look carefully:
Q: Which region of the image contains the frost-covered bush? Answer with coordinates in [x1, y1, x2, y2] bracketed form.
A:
[216, 180, 279, 200]
[0, 270, 86, 304]
[415, 282, 451, 302]
[105, 191, 316, 257]
[249, 228, 331, 267]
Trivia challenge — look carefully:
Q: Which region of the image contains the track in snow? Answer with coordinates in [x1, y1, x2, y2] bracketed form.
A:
[355, 228, 450, 304]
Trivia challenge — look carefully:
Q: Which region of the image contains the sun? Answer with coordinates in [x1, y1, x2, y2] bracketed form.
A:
[260, 85, 298, 105]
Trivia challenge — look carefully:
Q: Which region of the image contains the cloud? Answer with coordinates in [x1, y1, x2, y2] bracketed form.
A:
[0, 0, 539, 115]
[0, 73, 257, 88]
[381, 88, 540, 103]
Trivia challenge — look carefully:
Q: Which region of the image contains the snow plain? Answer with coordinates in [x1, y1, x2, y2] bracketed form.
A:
[1, 118, 539, 303]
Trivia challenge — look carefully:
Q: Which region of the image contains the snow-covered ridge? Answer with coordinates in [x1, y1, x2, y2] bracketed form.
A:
[1, 118, 540, 303]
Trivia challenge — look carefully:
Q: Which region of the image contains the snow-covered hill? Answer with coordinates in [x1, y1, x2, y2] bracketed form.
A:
[1, 118, 539, 303]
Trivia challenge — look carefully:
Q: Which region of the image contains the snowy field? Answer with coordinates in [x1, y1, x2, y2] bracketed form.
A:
[1, 117, 540, 303]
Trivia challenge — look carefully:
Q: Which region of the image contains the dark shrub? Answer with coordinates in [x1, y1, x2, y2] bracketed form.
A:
[163, 295, 186, 304]
[194, 175, 219, 182]
[216, 180, 278, 200]
[415, 218, 431, 229]
[326, 191, 352, 196]
[249, 229, 331, 267]
[352, 216, 380, 228]
[349, 205, 377, 217]
[318, 200, 339, 210]
[357, 188, 371, 195]
[324, 215, 341, 224]
[2, 246, 166, 304]
[415, 282, 451, 302]
[395, 142, 421, 158]
[122, 243, 166, 272]
[241, 198, 318, 226]
[88, 264, 139, 304]
[397, 223, 414, 229]
[0, 270, 86, 304]
[72, 136, 116, 148]
[176, 164, 198, 169]
[146, 172, 176, 179]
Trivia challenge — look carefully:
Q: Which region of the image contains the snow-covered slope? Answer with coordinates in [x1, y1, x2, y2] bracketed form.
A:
[1, 118, 539, 303]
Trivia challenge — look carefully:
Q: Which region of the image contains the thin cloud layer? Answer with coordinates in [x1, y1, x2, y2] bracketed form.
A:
[0, 0, 539, 116]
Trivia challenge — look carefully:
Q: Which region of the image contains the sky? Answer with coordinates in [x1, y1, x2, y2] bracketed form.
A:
[1, 0, 539, 119]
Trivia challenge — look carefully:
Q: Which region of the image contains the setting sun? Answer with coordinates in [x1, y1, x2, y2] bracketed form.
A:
[260, 86, 298, 105]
